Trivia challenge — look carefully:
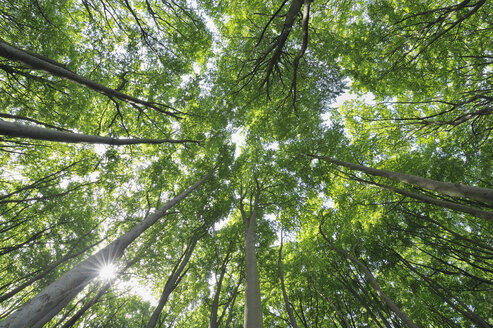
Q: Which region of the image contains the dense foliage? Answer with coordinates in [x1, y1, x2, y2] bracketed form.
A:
[0, 0, 491, 327]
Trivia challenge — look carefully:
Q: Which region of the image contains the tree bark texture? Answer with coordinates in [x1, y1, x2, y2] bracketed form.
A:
[262, 0, 304, 87]
[376, 181, 493, 221]
[240, 190, 264, 328]
[0, 239, 102, 303]
[224, 279, 241, 328]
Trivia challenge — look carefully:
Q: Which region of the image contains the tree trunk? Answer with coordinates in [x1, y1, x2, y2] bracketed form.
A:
[146, 230, 202, 328]
[263, 0, 304, 85]
[319, 226, 419, 328]
[0, 170, 213, 328]
[59, 284, 110, 328]
[209, 250, 231, 328]
[0, 120, 197, 145]
[224, 279, 241, 328]
[240, 190, 264, 328]
[0, 40, 179, 118]
[309, 155, 493, 204]
[374, 180, 493, 221]
[59, 256, 139, 328]
[0, 239, 102, 303]
[278, 236, 299, 328]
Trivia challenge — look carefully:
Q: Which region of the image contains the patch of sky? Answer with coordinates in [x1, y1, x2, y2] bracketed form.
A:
[265, 141, 279, 151]
[192, 62, 202, 75]
[319, 192, 334, 209]
[231, 127, 246, 159]
[180, 73, 193, 88]
[117, 278, 159, 307]
[322, 78, 375, 127]
[213, 215, 230, 231]
[171, 120, 181, 134]
[188, 0, 223, 52]
[94, 144, 107, 156]
[0, 167, 27, 186]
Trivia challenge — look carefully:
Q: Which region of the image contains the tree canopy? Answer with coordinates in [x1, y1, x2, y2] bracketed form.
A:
[0, 0, 491, 327]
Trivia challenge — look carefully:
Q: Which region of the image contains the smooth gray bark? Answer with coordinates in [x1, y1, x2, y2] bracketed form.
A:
[0, 170, 212, 328]
[0, 40, 179, 118]
[239, 190, 264, 328]
[319, 227, 419, 328]
[309, 154, 493, 204]
[0, 113, 71, 131]
[0, 120, 197, 145]
[59, 284, 110, 328]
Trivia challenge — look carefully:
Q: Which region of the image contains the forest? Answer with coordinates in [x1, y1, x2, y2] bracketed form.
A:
[0, 0, 491, 327]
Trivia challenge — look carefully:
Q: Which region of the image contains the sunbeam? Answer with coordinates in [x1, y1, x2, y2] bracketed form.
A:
[98, 263, 117, 281]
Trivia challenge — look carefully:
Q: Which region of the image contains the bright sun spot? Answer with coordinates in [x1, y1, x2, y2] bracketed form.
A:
[98, 264, 117, 281]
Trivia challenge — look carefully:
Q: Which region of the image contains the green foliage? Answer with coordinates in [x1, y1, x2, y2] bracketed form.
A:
[0, 0, 491, 327]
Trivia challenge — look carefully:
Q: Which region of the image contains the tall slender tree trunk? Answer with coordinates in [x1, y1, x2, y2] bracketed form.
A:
[278, 235, 299, 328]
[224, 279, 241, 328]
[0, 120, 197, 145]
[209, 250, 231, 328]
[308, 154, 493, 204]
[319, 226, 419, 328]
[239, 189, 264, 328]
[373, 180, 493, 221]
[146, 229, 203, 328]
[0, 170, 213, 328]
[309, 155, 493, 221]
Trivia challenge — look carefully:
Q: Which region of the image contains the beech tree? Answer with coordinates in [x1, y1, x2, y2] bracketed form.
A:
[0, 0, 491, 327]
[0, 120, 199, 145]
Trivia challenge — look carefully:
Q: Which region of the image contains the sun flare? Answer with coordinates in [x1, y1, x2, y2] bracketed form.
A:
[98, 263, 117, 281]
